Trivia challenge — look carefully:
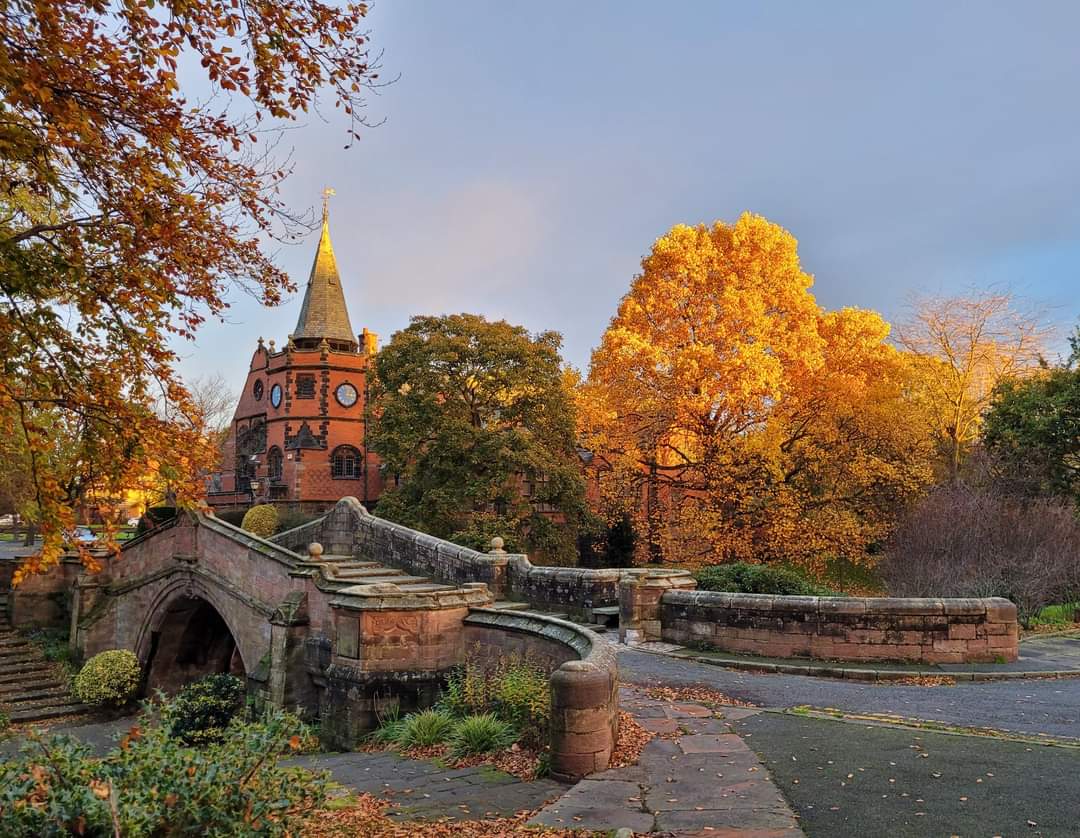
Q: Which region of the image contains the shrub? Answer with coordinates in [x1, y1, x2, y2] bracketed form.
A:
[449, 713, 516, 758]
[73, 649, 141, 706]
[882, 481, 1080, 624]
[396, 709, 455, 749]
[441, 652, 550, 749]
[241, 503, 279, 539]
[369, 705, 407, 747]
[695, 562, 840, 597]
[25, 627, 73, 664]
[164, 674, 247, 745]
[0, 705, 329, 837]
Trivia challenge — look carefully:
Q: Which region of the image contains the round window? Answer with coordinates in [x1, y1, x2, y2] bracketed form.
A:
[253, 379, 264, 401]
[335, 382, 358, 408]
[270, 383, 282, 408]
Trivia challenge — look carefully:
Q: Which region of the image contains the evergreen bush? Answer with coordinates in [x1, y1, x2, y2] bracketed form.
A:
[164, 674, 247, 745]
[73, 649, 141, 706]
[694, 562, 840, 597]
[0, 706, 328, 837]
[241, 504, 279, 539]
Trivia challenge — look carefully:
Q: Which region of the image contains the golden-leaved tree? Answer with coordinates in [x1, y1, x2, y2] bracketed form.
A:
[581, 214, 935, 567]
[0, 0, 379, 579]
[897, 292, 1049, 480]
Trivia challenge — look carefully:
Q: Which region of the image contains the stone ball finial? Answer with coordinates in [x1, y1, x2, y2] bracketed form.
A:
[489, 536, 505, 555]
[308, 542, 324, 559]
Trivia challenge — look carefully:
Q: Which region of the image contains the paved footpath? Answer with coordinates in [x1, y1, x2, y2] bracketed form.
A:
[533, 686, 804, 836]
[618, 639, 1080, 740]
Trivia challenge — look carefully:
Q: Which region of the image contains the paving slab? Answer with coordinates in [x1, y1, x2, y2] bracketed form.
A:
[531, 687, 804, 836]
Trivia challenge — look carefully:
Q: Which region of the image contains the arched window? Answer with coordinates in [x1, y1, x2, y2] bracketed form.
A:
[331, 445, 362, 479]
[267, 446, 283, 481]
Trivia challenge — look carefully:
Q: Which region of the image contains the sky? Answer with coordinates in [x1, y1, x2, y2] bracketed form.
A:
[175, 1, 1080, 387]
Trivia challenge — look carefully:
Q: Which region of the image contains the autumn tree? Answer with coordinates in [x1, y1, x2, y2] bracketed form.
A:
[582, 214, 935, 567]
[369, 314, 590, 565]
[897, 292, 1049, 480]
[0, 0, 379, 577]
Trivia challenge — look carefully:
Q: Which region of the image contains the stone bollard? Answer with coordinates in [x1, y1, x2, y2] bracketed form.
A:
[549, 659, 618, 782]
[619, 569, 697, 643]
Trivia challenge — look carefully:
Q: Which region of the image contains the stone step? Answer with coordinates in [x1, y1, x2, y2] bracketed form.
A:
[323, 561, 382, 570]
[490, 601, 531, 612]
[330, 566, 407, 578]
[0, 635, 31, 649]
[394, 583, 456, 593]
[0, 684, 69, 704]
[8, 701, 89, 723]
[320, 554, 360, 562]
[341, 574, 433, 587]
[0, 661, 58, 681]
[0, 650, 45, 667]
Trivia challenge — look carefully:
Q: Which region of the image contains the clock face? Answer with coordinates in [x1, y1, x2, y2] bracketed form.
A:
[335, 382, 358, 408]
[269, 383, 282, 408]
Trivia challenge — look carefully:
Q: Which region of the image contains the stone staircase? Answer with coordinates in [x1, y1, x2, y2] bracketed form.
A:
[313, 553, 620, 632]
[316, 554, 460, 594]
[0, 592, 88, 723]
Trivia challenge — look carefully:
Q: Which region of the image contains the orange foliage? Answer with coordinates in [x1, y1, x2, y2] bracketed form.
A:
[0, 0, 379, 577]
[581, 214, 935, 567]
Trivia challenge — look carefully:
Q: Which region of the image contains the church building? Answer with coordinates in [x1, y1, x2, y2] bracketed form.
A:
[208, 196, 383, 511]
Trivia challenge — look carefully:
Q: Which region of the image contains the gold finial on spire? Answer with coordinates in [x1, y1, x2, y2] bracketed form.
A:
[321, 186, 336, 223]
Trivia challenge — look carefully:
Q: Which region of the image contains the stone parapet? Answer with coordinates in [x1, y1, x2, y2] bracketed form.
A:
[464, 609, 619, 783]
[276, 497, 623, 618]
[660, 591, 1019, 664]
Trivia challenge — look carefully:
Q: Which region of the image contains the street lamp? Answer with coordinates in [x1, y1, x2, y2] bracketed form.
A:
[247, 454, 261, 505]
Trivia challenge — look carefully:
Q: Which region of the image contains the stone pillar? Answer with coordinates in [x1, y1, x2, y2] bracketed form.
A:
[477, 538, 510, 600]
[69, 571, 108, 655]
[549, 658, 618, 782]
[619, 569, 697, 642]
[267, 591, 311, 713]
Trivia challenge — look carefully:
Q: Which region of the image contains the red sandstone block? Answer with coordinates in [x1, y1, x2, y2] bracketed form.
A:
[948, 623, 977, 640]
[932, 638, 969, 654]
[550, 751, 600, 780]
[986, 599, 1018, 622]
[987, 634, 1018, 650]
[559, 728, 615, 754]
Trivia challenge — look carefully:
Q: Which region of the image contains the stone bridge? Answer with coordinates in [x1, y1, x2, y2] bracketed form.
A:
[55, 498, 620, 781]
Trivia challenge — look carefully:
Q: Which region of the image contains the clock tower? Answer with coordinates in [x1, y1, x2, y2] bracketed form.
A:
[210, 192, 383, 511]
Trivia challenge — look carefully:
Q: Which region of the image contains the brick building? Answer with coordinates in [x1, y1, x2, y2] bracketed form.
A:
[208, 201, 383, 512]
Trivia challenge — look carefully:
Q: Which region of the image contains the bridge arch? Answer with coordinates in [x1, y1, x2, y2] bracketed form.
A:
[135, 575, 267, 694]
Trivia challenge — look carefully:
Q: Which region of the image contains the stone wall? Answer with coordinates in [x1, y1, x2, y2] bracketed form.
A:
[464, 609, 619, 783]
[660, 591, 1019, 664]
[275, 497, 622, 618]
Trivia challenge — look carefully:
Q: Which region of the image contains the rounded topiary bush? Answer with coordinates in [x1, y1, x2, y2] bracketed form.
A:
[73, 649, 141, 706]
[241, 503, 278, 539]
[165, 674, 247, 745]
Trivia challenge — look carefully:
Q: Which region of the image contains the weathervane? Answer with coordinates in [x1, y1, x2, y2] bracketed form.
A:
[321, 186, 336, 222]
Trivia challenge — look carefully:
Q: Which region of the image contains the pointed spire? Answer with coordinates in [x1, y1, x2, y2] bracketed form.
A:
[292, 188, 357, 351]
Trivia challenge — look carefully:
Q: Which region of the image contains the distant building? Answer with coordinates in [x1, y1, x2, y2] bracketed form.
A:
[208, 198, 383, 512]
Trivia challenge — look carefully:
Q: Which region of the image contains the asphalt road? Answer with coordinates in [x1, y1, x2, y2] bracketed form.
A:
[735, 712, 1080, 838]
[618, 648, 1080, 740]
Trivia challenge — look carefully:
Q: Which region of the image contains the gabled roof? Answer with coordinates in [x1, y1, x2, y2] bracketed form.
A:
[291, 209, 357, 351]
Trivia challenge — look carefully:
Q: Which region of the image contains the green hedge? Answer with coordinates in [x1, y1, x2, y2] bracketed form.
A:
[694, 562, 841, 597]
